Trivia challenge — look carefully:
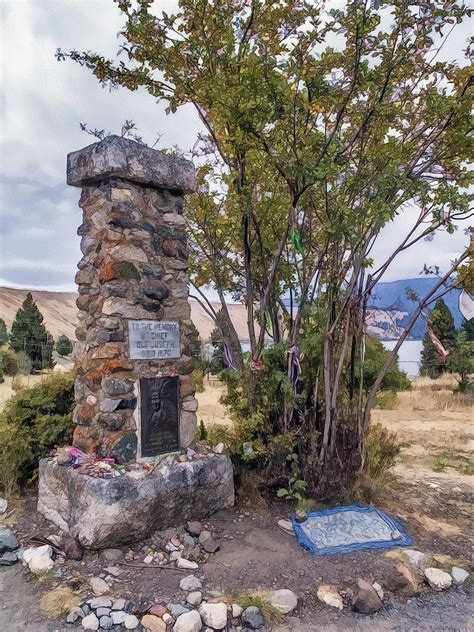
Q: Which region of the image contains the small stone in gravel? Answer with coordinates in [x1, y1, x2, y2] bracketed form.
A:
[89, 577, 110, 596]
[90, 598, 112, 610]
[213, 442, 225, 454]
[352, 579, 383, 614]
[372, 582, 384, 601]
[199, 602, 228, 629]
[111, 611, 127, 625]
[186, 521, 203, 536]
[173, 610, 202, 632]
[0, 529, 19, 553]
[170, 550, 182, 561]
[82, 613, 100, 630]
[168, 603, 190, 617]
[294, 510, 307, 523]
[266, 589, 298, 614]
[316, 585, 344, 610]
[241, 606, 264, 629]
[141, 614, 166, 632]
[177, 557, 198, 570]
[404, 549, 431, 569]
[163, 613, 174, 625]
[99, 615, 113, 629]
[111, 599, 126, 611]
[67, 607, 85, 623]
[180, 575, 202, 591]
[0, 498, 8, 514]
[124, 614, 140, 630]
[96, 607, 111, 617]
[186, 591, 202, 607]
[451, 567, 469, 586]
[202, 537, 220, 554]
[198, 530, 211, 543]
[182, 534, 196, 548]
[232, 604, 243, 618]
[149, 605, 168, 617]
[101, 548, 123, 562]
[277, 519, 295, 535]
[60, 533, 84, 561]
[424, 567, 452, 591]
[0, 552, 17, 566]
[103, 565, 122, 576]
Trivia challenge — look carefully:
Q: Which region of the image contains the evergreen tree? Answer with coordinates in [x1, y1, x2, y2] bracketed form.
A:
[184, 322, 202, 370]
[461, 317, 474, 342]
[420, 299, 456, 378]
[9, 293, 54, 371]
[55, 335, 73, 357]
[0, 318, 8, 345]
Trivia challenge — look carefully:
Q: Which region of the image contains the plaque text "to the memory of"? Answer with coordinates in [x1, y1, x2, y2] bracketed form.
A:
[128, 320, 181, 360]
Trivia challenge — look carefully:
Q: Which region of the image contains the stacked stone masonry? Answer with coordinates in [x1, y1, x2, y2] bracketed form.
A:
[69, 136, 198, 462]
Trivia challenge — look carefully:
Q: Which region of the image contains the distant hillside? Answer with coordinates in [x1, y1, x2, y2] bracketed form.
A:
[369, 277, 462, 339]
[0, 279, 464, 343]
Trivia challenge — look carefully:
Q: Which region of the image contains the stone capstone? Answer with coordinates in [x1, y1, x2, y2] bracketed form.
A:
[67, 135, 196, 194]
[37, 455, 234, 548]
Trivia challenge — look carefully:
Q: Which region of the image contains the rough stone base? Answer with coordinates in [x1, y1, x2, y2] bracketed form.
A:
[37, 456, 234, 548]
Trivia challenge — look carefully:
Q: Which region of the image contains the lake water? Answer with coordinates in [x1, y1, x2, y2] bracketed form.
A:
[382, 340, 423, 377]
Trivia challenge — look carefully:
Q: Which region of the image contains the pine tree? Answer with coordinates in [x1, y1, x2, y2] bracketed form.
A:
[9, 293, 54, 371]
[420, 298, 456, 378]
[55, 335, 73, 357]
[461, 317, 474, 342]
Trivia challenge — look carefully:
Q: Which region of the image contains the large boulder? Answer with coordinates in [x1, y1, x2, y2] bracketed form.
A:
[37, 455, 234, 548]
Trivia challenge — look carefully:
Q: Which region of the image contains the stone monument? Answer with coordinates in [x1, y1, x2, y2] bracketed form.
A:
[37, 136, 234, 547]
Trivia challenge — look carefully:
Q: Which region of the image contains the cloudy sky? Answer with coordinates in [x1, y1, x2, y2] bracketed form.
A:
[0, 0, 471, 292]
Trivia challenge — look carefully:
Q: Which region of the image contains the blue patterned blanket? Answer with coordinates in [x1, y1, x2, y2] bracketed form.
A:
[292, 504, 412, 555]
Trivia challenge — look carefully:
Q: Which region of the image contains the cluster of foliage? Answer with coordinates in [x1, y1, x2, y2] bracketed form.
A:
[0, 372, 75, 496]
[421, 299, 473, 391]
[55, 334, 73, 358]
[60, 0, 472, 496]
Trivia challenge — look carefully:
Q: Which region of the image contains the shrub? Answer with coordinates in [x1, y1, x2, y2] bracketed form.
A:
[192, 368, 204, 393]
[0, 346, 19, 377]
[376, 390, 399, 410]
[11, 376, 23, 393]
[55, 335, 73, 357]
[16, 350, 33, 375]
[0, 371, 75, 495]
[356, 423, 401, 501]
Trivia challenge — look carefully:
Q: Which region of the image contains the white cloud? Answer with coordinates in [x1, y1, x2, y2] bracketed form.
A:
[0, 0, 470, 291]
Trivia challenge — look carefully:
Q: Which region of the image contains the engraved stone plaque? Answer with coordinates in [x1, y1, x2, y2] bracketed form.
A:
[140, 376, 180, 456]
[128, 320, 180, 360]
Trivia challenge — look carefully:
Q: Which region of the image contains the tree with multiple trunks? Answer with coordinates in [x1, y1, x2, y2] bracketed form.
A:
[59, 0, 472, 495]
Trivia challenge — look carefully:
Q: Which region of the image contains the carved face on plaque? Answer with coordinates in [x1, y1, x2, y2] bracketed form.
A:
[140, 376, 179, 456]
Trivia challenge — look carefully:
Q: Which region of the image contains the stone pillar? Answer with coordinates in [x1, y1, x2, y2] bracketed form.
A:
[67, 135, 197, 462]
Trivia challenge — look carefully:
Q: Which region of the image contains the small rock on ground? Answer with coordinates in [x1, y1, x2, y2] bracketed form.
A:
[241, 606, 265, 629]
[316, 585, 344, 610]
[424, 567, 452, 591]
[451, 566, 469, 586]
[82, 613, 100, 630]
[352, 579, 383, 614]
[198, 602, 228, 630]
[384, 563, 421, 597]
[173, 610, 202, 632]
[0, 529, 19, 553]
[266, 589, 298, 614]
[168, 604, 190, 617]
[124, 614, 140, 630]
[141, 614, 166, 631]
[186, 591, 202, 607]
[180, 575, 202, 591]
[89, 577, 110, 596]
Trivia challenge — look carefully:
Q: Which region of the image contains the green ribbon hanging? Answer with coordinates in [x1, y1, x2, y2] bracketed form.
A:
[264, 310, 273, 337]
[291, 228, 304, 256]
